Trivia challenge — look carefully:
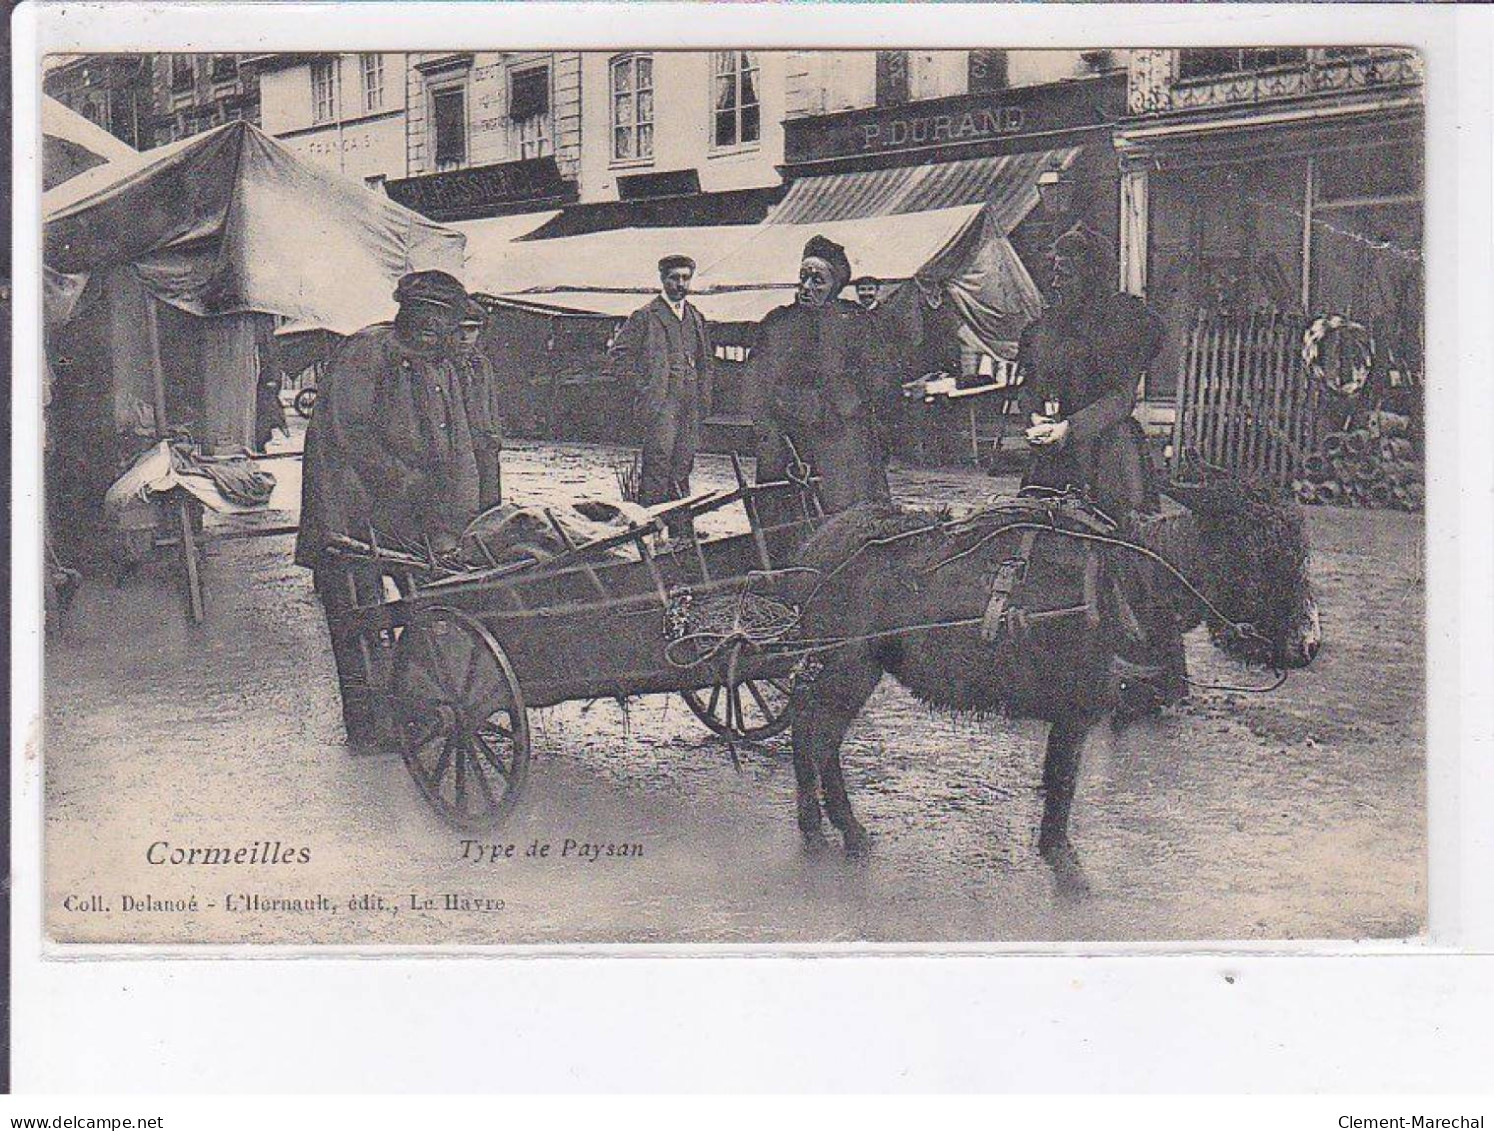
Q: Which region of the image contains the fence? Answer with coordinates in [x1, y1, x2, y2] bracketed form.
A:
[1171, 311, 1325, 485]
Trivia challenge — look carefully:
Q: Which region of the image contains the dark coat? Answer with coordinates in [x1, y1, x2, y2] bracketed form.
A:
[295, 324, 482, 567]
[459, 347, 504, 511]
[1016, 291, 1166, 518]
[609, 295, 713, 422]
[751, 298, 891, 513]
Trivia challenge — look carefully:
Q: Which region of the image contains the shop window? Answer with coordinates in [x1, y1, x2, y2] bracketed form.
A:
[361, 54, 385, 113]
[968, 50, 1008, 93]
[875, 50, 910, 106]
[712, 51, 760, 149]
[1177, 48, 1309, 80]
[610, 53, 654, 163]
[509, 65, 552, 160]
[311, 59, 337, 124]
[170, 55, 195, 92]
[431, 85, 467, 169]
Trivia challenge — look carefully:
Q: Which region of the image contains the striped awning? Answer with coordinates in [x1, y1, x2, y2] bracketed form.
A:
[765, 147, 1081, 233]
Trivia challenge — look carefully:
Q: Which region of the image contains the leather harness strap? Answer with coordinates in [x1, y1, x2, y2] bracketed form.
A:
[980, 528, 1041, 643]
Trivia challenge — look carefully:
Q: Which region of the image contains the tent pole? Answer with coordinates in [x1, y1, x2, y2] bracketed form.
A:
[143, 296, 170, 437]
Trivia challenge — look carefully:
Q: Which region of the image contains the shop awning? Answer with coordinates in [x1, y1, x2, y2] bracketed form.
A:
[765, 147, 1080, 233]
[464, 206, 986, 323]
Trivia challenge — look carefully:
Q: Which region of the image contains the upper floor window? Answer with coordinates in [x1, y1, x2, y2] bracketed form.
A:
[311, 59, 337, 123]
[432, 84, 467, 170]
[1177, 48, 1309, 80]
[968, 50, 1008, 93]
[606, 53, 654, 162]
[610, 54, 654, 163]
[712, 50, 760, 149]
[875, 51, 910, 107]
[361, 54, 385, 113]
[210, 55, 238, 83]
[509, 65, 552, 160]
[170, 55, 195, 92]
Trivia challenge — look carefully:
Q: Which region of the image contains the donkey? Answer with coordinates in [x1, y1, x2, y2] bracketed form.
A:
[786, 479, 1322, 893]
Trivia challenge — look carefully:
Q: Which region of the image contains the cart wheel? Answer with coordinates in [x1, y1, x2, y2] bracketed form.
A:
[293, 388, 318, 418]
[681, 641, 793, 741]
[388, 605, 531, 831]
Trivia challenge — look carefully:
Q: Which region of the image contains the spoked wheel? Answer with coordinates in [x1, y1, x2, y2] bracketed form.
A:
[680, 642, 793, 741]
[388, 605, 531, 831]
[293, 388, 318, 418]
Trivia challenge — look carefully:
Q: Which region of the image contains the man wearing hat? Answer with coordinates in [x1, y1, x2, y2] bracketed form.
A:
[296, 269, 487, 749]
[457, 298, 504, 511]
[751, 235, 893, 520]
[608, 254, 713, 532]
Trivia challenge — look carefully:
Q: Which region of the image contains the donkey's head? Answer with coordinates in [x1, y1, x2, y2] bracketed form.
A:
[1164, 478, 1322, 669]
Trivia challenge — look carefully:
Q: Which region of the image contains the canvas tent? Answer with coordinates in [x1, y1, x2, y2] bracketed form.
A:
[44, 121, 465, 585]
[459, 147, 1070, 348]
[45, 119, 465, 450]
[42, 95, 139, 191]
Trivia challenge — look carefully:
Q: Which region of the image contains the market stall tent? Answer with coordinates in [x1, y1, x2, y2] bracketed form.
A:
[45, 119, 465, 449]
[41, 95, 139, 190]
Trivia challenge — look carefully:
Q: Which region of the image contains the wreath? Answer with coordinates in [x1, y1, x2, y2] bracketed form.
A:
[1302, 315, 1374, 397]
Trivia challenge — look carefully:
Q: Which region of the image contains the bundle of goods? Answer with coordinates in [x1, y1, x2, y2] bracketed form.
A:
[1293, 409, 1423, 512]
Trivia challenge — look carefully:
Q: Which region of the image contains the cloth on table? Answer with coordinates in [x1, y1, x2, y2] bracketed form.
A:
[105, 440, 278, 516]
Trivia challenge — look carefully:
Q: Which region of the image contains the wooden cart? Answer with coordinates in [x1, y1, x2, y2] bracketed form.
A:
[339, 458, 822, 831]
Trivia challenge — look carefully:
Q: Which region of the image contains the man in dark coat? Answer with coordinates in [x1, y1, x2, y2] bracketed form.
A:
[752, 236, 892, 522]
[457, 298, 504, 512]
[609, 255, 713, 531]
[296, 269, 484, 749]
[1015, 223, 1185, 710]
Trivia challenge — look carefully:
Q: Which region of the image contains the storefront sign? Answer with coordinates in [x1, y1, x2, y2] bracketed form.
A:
[784, 72, 1125, 169]
[386, 156, 577, 221]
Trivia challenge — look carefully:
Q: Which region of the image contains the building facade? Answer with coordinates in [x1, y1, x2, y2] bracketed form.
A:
[248, 53, 409, 187]
[43, 55, 155, 150]
[1116, 47, 1424, 400]
[149, 53, 260, 146]
[373, 52, 584, 221]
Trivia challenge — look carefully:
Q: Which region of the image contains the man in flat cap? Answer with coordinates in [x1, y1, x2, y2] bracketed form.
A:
[457, 298, 504, 512]
[297, 269, 489, 749]
[751, 235, 893, 524]
[608, 253, 713, 535]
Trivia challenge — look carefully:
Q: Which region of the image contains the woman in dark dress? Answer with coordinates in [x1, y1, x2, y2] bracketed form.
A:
[1016, 224, 1185, 711]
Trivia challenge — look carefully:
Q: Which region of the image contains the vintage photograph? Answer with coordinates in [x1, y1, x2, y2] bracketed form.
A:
[38, 45, 1425, 946]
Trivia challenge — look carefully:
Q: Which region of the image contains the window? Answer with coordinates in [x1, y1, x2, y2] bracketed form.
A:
[711, 50, 760, 149]
[361, 54, 385, 113]
[1177, 48, 1309, 80]
[432, 85, 467, 169]
[210, 55, 238, 83]
[365, 174, 388, 192]
[509, 66, 552, 159]
[311, 59, 337, 123]
[875, 50, 910, 107]
[968, 50, 1008, 93]
[610, 54, 654, 162]
[170, 55, 195, 92]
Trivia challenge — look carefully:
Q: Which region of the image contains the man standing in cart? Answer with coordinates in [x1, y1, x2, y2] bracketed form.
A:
[457, 297, 505, 512]
[609, 254, 713, 538]
[751, 235, 894, 522]
[296, 269, 487, 751]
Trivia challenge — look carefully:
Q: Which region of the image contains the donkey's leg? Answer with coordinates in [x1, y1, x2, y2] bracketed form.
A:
[793, 648, 882, 854]
[1037, 709, 1101, 895]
